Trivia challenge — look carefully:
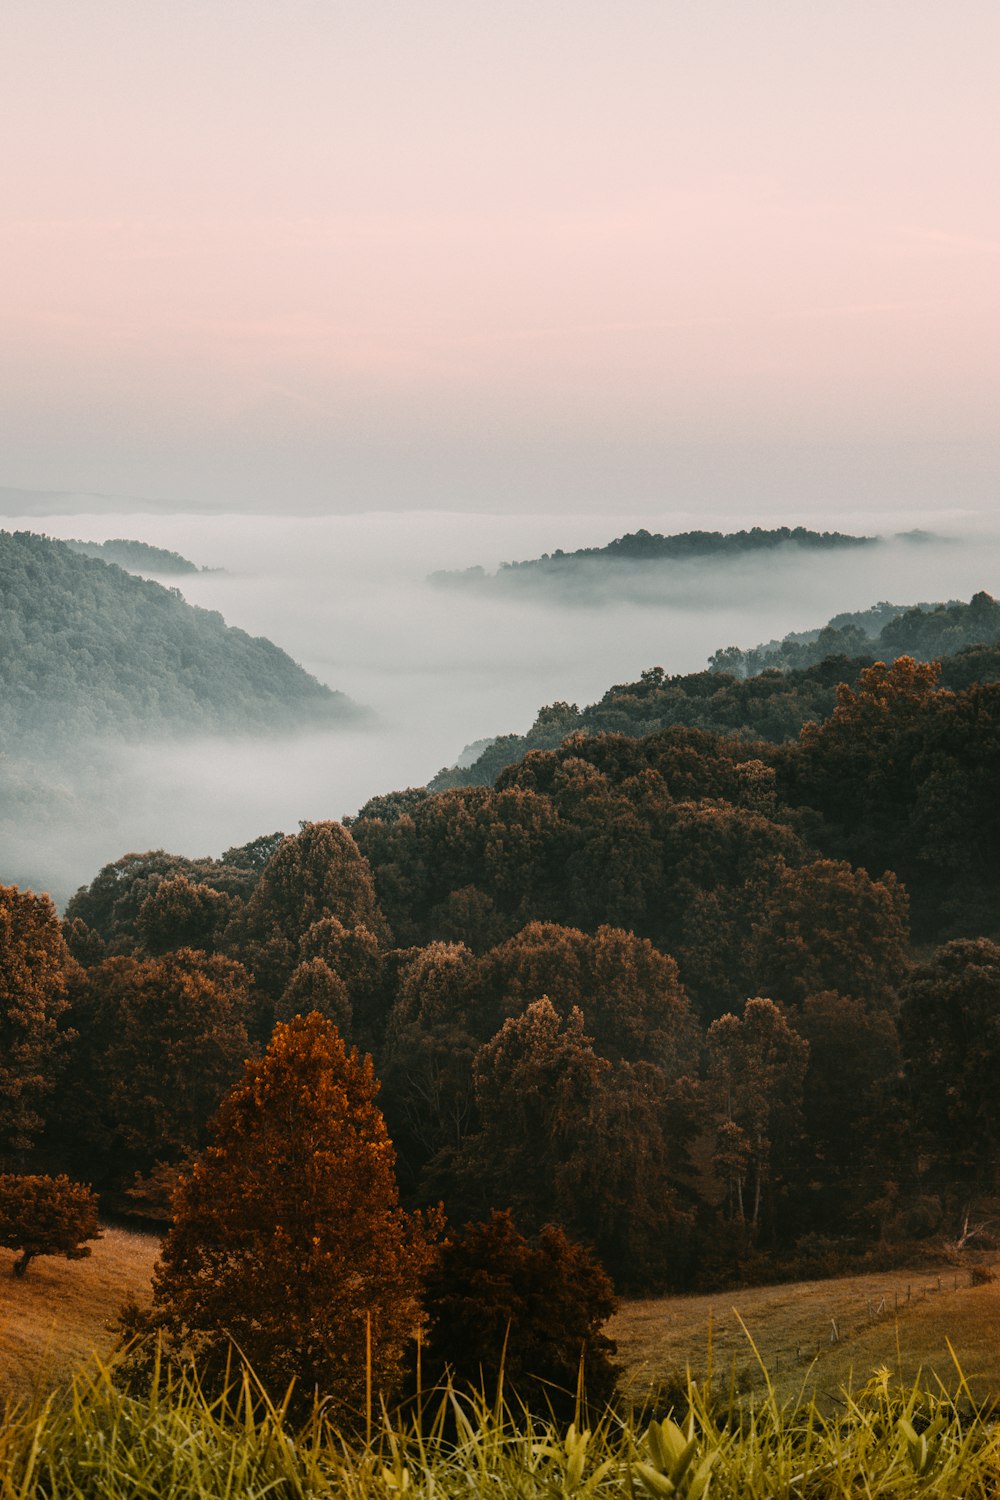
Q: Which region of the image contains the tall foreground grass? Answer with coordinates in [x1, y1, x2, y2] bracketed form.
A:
[1, 1354, 999, 1499]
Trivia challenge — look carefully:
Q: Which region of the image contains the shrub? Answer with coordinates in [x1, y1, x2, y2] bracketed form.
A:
[421, 1209, 620, 1416]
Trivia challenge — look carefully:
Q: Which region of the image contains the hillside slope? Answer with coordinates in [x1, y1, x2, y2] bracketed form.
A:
[0, 530, 359, 746]
[0, 1227, 159, 1400]
[613, 1255, 1000, 1410]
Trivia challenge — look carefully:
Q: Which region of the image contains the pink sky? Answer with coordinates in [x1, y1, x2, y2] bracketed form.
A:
[2, 1, 998, 514]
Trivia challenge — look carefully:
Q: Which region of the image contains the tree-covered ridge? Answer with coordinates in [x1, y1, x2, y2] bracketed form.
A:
[41, 659, 1000, 1298]
[63, 538, 207, 575]
[0, 530, 358, 747]
[430, 598, 1000, 791]
[429, 525, 875, 589]
[711, 591, 1000, 676]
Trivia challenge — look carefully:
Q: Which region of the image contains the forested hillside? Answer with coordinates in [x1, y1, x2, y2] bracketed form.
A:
[63, 538, 206, 575]
[712, 590, 1000, 676]
[430, 525, 875, 593]
[431, 593, 1000, 789]
[0, 530, 356, 746]
[7, 651, 989, 1302]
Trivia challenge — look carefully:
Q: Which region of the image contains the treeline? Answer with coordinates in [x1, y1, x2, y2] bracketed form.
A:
[712, 591, 1000, 677]
[64, 538, 205, 575]
[429, 525, 874, 589]
[6, 653, 999, 1296]
[432, 594, 1000, 789]
[0, 530, 356, 747]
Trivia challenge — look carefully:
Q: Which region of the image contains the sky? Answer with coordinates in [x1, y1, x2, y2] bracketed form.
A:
[2, 1, 999, 516]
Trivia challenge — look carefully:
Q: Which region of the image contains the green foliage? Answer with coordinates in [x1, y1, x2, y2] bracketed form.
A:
[277, 958, 353, 1034]
[0, 529, 353, 748]
[239, 821, 390, 997]
[2, 1356, 999, 1499]
[898, 939, 1000, 1190]
[51, 949, 255, 1192]
[707, 998, 809, 1236]
[455, 1001, 693, 1290]
[431, 595, 1000, 795]
[63, 536, 202, 574]
[64, 847, 260, 956]
[750, 859, 909, 1011]
[0, 1171, 100, 1276]
[431, 526, 873, 594]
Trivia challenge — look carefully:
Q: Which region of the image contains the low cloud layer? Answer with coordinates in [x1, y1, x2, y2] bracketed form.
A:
[4, 506, 999, 904]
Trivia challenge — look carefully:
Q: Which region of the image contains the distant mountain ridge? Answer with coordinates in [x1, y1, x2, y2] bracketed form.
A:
[0, 530, 360, 747]
[429, 525, 877, 593]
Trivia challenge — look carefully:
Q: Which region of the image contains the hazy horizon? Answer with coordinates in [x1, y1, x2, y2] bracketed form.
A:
[4, 506, 999, 904]
[3, 2, 998, 518]
[3, 3, 999, 897]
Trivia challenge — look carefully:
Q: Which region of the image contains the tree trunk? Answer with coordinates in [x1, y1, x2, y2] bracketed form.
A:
[12, 1251, 33, 1278]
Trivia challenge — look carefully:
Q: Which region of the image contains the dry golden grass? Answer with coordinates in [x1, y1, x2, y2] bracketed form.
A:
[611, 1254, 1000, 1409]
[0, 1223, 159, 1399]
[2, 1224, 999, 1418]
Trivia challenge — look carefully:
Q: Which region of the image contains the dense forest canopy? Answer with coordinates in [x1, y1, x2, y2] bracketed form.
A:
[429, 525, 876, 592]
[63, 538, 207, 575]
[5, 551, 1000, 1310]
[0, 530, 358, 748]
[19, 641, 995, 1300]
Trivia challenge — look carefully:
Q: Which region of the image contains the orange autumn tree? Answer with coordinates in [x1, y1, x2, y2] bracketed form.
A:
[145, 1012, 433, 1415]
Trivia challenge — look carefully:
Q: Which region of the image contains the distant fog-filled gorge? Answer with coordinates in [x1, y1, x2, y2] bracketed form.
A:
[3, 506, 1000, 904]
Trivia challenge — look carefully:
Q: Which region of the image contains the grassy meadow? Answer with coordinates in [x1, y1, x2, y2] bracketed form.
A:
[1, 1229, 999, 1411]
[1, 1231, 999, 1495]
[0, 1226, 158, 1401]
[612, 1254, 1000, 1411]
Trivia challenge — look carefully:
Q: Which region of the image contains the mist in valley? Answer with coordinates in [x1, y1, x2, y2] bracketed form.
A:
[4, 504, 1000, 905]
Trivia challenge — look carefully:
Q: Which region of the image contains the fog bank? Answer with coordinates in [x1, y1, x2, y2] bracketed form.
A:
[4, 506, 999, 903]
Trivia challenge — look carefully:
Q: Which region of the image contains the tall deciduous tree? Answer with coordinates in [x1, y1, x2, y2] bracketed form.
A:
[52, 949, 254, 1190]
[240, 822, 389, 996]
[148, 1013, 433, 1416]
[707, 997, 809, 1235]
[459, 999, 691, 1290]
[0, 884, 73, 1162]
[752, 859, 909, 1011]
[898, 939, 1000, 1191]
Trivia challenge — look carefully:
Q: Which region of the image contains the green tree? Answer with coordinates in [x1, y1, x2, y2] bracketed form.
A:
[137, 875, 238, 955]
[379, 942, 482, 1197]
[0, 1173, 100, 1277]
[276, 958, 352, 1034]
[751, 859, 909, 1011]
[898, 939, 1000, 1191]
[459, 999, 691, 1290]
[240, 822, 389, 995]
[147, 1013, 433, 1416]
[298, 917, 386, 1044]
[53, 949, 254, 1191]
[707, 997, 809, 1236]
[794, 990, 902, 1231]
[475, 921, 698, 1068]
